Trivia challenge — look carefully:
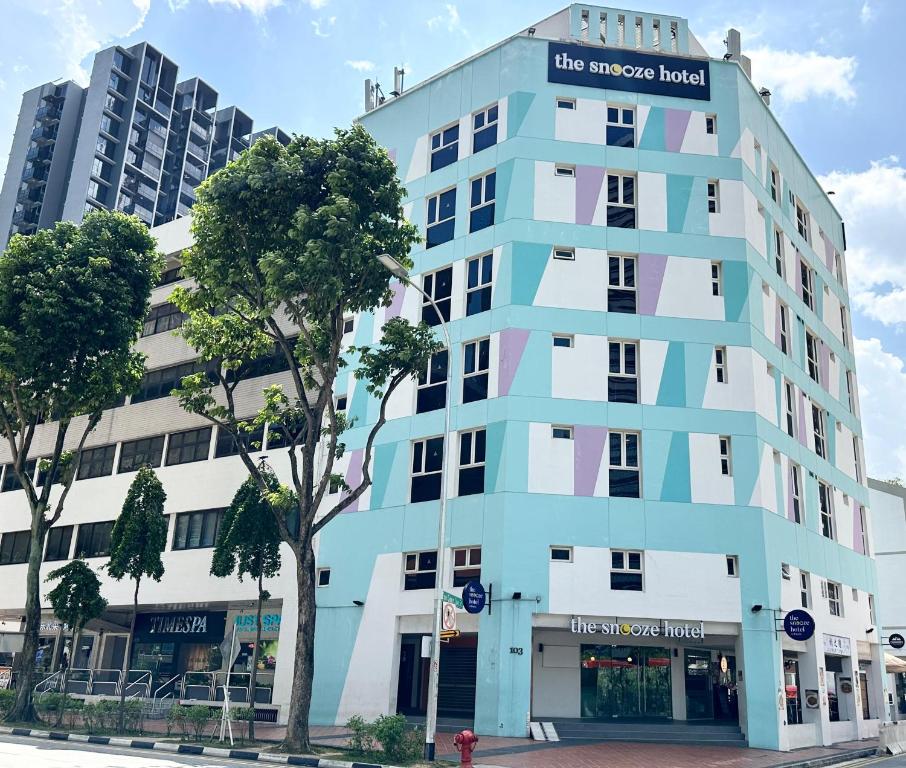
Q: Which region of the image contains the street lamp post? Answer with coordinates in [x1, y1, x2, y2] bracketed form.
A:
[376, 253, 451, 761]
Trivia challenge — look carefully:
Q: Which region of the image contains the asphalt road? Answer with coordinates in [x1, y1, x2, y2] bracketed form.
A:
[0, 732, 270, 767]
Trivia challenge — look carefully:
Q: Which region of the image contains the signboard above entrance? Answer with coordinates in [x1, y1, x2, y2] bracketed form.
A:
[134, 611, 227, 643]
[548, 42, 712, 101]
[570, 616, 705, 639]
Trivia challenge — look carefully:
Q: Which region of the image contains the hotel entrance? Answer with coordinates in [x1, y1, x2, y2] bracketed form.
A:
[580, 645, 672, 718]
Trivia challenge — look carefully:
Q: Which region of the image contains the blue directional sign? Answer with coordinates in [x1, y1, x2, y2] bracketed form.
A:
[462, 580, 487, 614]
[783, 609, 815, 641]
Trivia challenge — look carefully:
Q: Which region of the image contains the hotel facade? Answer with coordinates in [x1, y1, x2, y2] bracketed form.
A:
[0, 4, 885, 752]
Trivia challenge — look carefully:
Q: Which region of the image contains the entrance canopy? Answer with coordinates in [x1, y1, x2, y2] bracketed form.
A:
[886, 653, 906, 674]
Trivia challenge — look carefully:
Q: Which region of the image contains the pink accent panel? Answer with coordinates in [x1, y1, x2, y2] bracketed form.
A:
[822, 231, 835, 271]
[819, 341, 830, 392]
[342, 448, 364, 513]
[498, 328, 531, 397]
[638, 253, 668, 316]
[664, 109, 691, 152]
[385, 281, 405, 321]
[575, 166, 606, 225]
[797, 390, 808, 447]
[853, 498, 865, 554]
[574, 426, 607, 497]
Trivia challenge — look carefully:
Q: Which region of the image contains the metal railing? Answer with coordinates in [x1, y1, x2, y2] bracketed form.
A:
[150, 673, 181, 715]
[123, 670, 152, 699]
[33, 670, 62, 694]
[181, 671, 216, 702]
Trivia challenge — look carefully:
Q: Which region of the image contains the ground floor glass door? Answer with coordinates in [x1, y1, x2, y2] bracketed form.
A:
[684, 650, 713, 719]
[580, 645, 672, 719]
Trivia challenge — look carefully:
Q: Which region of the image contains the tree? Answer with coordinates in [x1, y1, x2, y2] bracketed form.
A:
[211, 473, 283, 741]
[45, 560, 107, 726]
[106, 465, 168, 732]
[0, 211, 161, 722]
[171, 127, 441, 751]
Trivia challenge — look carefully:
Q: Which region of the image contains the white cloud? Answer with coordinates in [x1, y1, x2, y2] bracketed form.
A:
[855, 337, 906, 481]
[746, 46, 857, 103]
[311, 15, 336, 37]
[427, 3, 462, 33]
[205, 0, 283, 13]
[345, 60, 376, 73]
[818, 158, 906, 325]
[860, 1, 874, 24]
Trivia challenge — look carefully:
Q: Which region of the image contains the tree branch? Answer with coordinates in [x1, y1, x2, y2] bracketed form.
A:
[47, 412, 102, 528]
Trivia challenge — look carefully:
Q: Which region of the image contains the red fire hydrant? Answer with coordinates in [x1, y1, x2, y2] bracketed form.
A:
[454, 729, 479, 768]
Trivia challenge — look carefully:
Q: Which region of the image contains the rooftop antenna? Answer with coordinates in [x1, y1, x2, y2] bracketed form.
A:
[364, 79, 375, 112]
[391, 66, 405, 97]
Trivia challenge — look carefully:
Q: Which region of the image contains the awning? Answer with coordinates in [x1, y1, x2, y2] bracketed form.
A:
[885, 652, 906, 674]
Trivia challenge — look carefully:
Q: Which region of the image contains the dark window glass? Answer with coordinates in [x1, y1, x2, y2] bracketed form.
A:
[37, 457, 63, 488]
[472, 120, 497, 153]
[118, 436, 165, 473]
[606, 125, 634, 148]
[607, 289, 636, 314]
[551, 547, 571, 561]
[225, 337, 299, 383]
[157, 266, 183, 286]
[416, 350, 448, 414]
[610, 571, 643, 590]
[609, 469, 640, 498]
[430, 125, 459, 172]
[1, 460, 36, 492]
[45, 526, 73, 562]
[608, 377, 638, 403]
[165, 427, 212, 466]
[317, 568, 331, 586]
[463, 339, 490, 403]
[607, 206, 636, 228]
[404, 550, 438, 590]
[410, 438, 444, 503]
[421, 267, 452, 326]
[75, 521, 114, 558]
[77, 445, 116, 480]
[172, 508, 224, 550]
[265, 418, 308, 451]
[133, 360, 219, 404]
[0, 530, 30, 565]
[466, 253, 492, 316]
[142, 302, 187, 337]
[214, 423, 266, 458]
[426, 189, 456, 248]
[458, 430, 485, 496]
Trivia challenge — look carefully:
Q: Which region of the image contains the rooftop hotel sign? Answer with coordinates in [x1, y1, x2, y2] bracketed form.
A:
[548, 42, 711, 101]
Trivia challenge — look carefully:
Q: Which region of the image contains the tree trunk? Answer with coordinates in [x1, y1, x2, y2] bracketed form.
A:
[248, 574, 264, 742]
[118, 580, 139, 734]
[282, 541, 316, 753]
[5, 517, 47, 723]
[55, 626, 79, 728]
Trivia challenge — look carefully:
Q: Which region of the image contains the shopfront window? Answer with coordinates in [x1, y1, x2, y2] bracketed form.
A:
[580, 645, 671, 719]
[784, 654, 803, 724]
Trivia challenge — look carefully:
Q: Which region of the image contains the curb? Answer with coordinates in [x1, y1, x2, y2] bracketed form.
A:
[0, 725, 406, 768]
[770, 746, 879, 768]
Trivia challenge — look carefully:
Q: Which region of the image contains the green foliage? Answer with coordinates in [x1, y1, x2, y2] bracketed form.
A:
[211, 474, 282, 582]
[0, 689, 14, 716]
[352, 317, 442, 399]
[345, 713, 422, 763]
[45, 559, 107, 634]
[82, 700, 120, 732]
[122, 699, 144, 733]
[231, 706, 255, 742]
[34, 692, 65, 717]
[63, 697, 83, 730]
[186, 705, 211, 740]
[167, 704, 189, 737]
[107, 466, 168, 586]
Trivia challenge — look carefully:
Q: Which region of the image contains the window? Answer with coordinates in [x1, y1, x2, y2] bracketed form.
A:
[77, 445, 116, 480]
[44, 526, 73, 562]
[421, 266, 452, 326]
[553, 334, 574, 348]
[466, 252, 493, 316]
[812, 405, 827, 459]
[711, 261, 722, 297]
[458, 429, 486, 496]
[774, 228, 785, 278]
[404, 550, 437, 590]
[133, 360, 217, 404]
[784, 380, 796, 438]
[417, 350, 448, 414]
[707, 180, 720, 214]
[726, 555, 738, 577]
[769, 165, 779, 204]
[606, 173, 636, 228]
[551, 546, 573, 561]
[610, 550, 643, 591]
[714, 346, 727, 383]
[165, 427, 212, 466]
[343, 317, 354, 335]
[790, 463, 802, 524]
[462, 338, 490, 403]
[335, 395, 347, 412]
[453, 546, 481, 586]
[719, 436, 732, 476]
[426, 188, 456, 248]
[172, 508, 224, 550]
[142, 302, 187, 337]
[869, 593, 876, 624]
[606, 106, 634, 147]
[0, 531, 30, 565]
[469, 171, 496, 232]
[806, 332, 820, 385]
[554, 164, 575, 177]
[1, 460, 36, 492]
[556, 97, 576, 110]
[117, 435, 165, 473]
[214, 422, 266, 458]
[317, 567, 331, 587]
[840, 306, 849, 350]
[779, 302, 789, 355]
[430, 123, 459, 172]
[411, 437, 444, 503]
[853, 436, 863, 484]
[553, 246, 575, 261]
[552, 425, 573, 440]
[705, 114, 717, 135]
[608, 254, 637, 313]
[609, 431, 640, 498]
[800, 571, 811, 608]
[827, 580, 842, 616]
[264, 418, 308, 451]
[472, 103, 498, 153]
[796, 201, 810, 243]
[781, 562, 791, 581]
[608, 340, 638, 403]
[819, 482, 834, 539]
[75, 521, 114, 559]
[157, 265, 182, 286]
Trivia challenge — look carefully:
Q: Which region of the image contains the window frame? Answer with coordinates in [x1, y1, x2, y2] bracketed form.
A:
[452, 546, 481, 587]
[806, 331, 820, 385]
[465, 252, 493, 316]
[416, 349, 449, 414]
[0, 530, 31, 565]
[556, 97, 576, 110]
[76, 445, 116, 480]
[410, 436, 444, 504]
[710, 261, 722, 297]
[714, 346, 728, 384]
[44, 525, 73, 562]
[404, 550, 438, 590]
[784, 380, 797, 438]
[171, 508, 225, 551]
[469, 171, 496, 232]
[790, 463, 802, 524]
[553, 334, 574, 349]
[316, 567, 331, 587]
[796, 201, 811, 244]
[471, 102, 499, 154]
[818, 481, 835, 540]
[607, 253, 637, 313]
[118, 435, 165, 473]
[707, 179, 720, 214]
[429, 121, 460, 173]
[800, 257, 815, 311]
[608, 430, 640, 498]
[800, 571, 811, 608]
[74, 521, 114, 559]
[462, 337, 490, 403]
[551, 546, 573, 562]
[425, 187, 456, 248]
[606, 172, 636, 228]
[778, 301, 789, 355]
[553, 246, 576, 261]
[142, 301, 187, 337]
[726, 555, 738, 577]
[812, 404, 827, 459]
[552, 425, 573, 440]
[705, 113, 717, 135]
[457, 428, 486, 497]
[827, 580, 842, 617]
[769, 165, 779, 204]
[421, 266, 453, 326]
[774, 227, 785, 278]
[165, 426, 212, 467]
[607, 339, 638, 403]
[610, 549, 643, 591]
[605, 105, 635, 148]
[719, 435, 732, 476]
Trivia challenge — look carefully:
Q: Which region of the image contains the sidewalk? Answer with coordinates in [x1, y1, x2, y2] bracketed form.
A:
[136, 719, 877, 768]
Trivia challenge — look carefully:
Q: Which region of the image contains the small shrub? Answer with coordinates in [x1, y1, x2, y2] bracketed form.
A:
[123, 699, 144, 733]
[0, 689, 16, 717]
[34, 692, 65, 719]
[346, 714, 376, 756]
[187, 705, 211, 741]
[232, 707, 255, 743]
[372, 714, 422, 763]
[64, 698, 84, 730]
[167, 704, 189, 738]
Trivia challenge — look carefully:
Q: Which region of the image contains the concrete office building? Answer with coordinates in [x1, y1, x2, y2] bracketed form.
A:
[0, 41, 286, 250]
[0, 3, 884, 752]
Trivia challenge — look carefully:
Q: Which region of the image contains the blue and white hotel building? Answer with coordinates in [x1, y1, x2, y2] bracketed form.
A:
[0, 3, 884, 753]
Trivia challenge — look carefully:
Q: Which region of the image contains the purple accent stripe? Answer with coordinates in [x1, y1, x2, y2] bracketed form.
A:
[499, 328, 530, 397]
[574, 426, 607, 497]
[575, 166, 606, 225]
[665, 109, 691, 152]
[342, 448, 364, 513]
[822, 231, 835, 271]
[385, 281, 405, 321]
[639, 253, 668, 316]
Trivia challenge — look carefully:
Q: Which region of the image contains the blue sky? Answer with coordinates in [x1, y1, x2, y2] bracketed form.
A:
[1, 0, 905, 479]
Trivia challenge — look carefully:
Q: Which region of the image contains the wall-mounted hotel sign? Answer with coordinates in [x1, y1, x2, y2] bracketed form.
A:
[571, 616, 705, 639]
